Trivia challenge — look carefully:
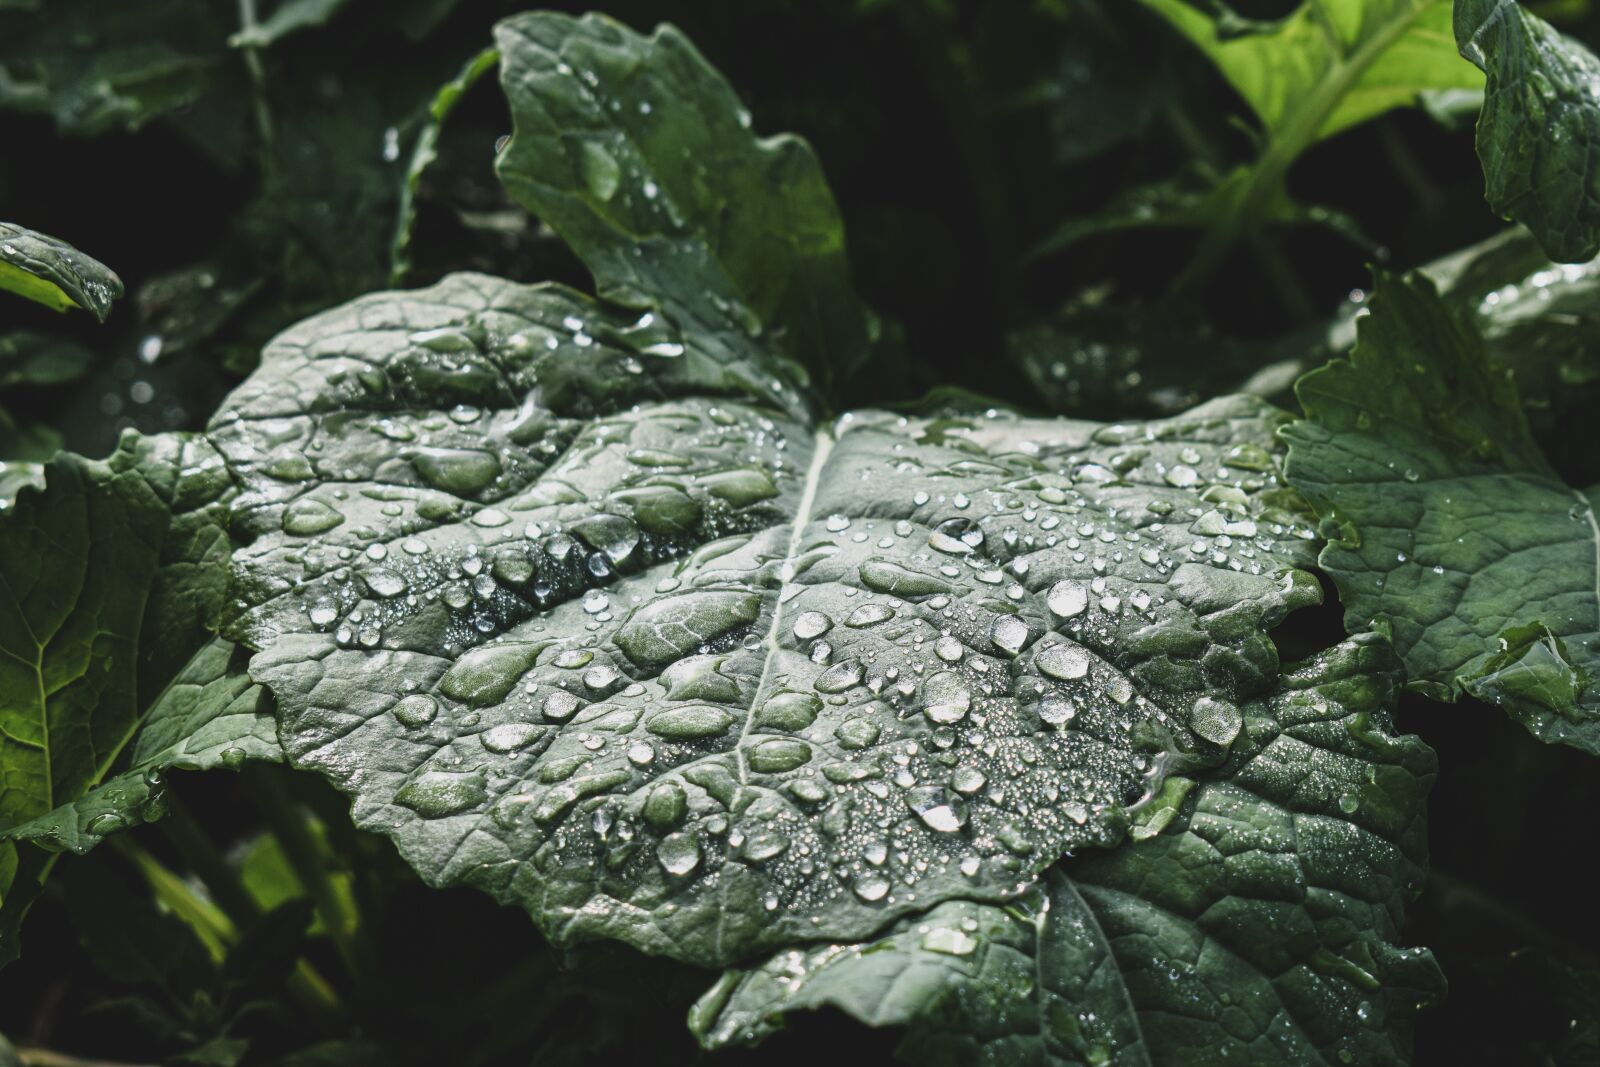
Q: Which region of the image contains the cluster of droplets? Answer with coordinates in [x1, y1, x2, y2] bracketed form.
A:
[241, 382, 794, 661]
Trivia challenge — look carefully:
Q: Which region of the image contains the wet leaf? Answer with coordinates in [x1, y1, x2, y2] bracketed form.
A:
[1455, 0, 1600, 261]
[696, 637, 1442, 1067]
[0, 433, 237, 963]
[493, 12, 881, 397]
[0, 222, 123, 321]
[1284, 270, 1600, 753]
[200, 265, 1332, 968]
[3, 639, 280, 855]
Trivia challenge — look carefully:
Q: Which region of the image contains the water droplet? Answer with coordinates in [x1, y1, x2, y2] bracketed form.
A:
[395, 771, 487, 817]
[846, 603, 895, 627]
[853, 874, 891, 902]
[922, 673, 972, 724]
[1047, 580, 1089, 618]
[749, 738, 813, 773]
[793, 611, 832, 640]
[989, 614, 1031, 657]
[482, 722, 542, 753]
[364, 568, 407, 598]
[646, 704, 735, 739]
[814, 659, 864, 693]
[1164, 465, 1199, 488]
[282, 499, 344, 536]
[1190, 696, 1242, 746]
[656, 831, 701, 875]
[906, 786, 968, 832]
[394, 694, 438, 728]
[1036, 643, 1090, 681]
[921, 927, 977, 956]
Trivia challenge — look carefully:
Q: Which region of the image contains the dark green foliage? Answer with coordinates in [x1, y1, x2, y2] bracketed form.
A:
[2, 3, 1599, 1066]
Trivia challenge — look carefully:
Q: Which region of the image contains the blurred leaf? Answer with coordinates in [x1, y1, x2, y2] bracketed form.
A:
[4, 640, 281, 856]
[0, 0, 231, 134]
[391, 46, 501, 286]
[0, 331, 94, 388]
[1143, 0, 1481, 140]
[1009, 289, 1257, 417]
[1031, 165, 1371, 260]
[1138, 0, 1482, 283]
[239, 820, 354, 939]
[231, 0, 352, 49]
[63, 849, 218, 1001]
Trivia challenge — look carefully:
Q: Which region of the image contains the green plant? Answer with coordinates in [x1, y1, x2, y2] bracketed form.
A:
[2, 2, 1599, 1065]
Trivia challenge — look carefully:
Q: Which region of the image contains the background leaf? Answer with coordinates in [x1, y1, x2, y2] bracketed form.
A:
[1284, 270, 1600, 753]
[494, 12, 885, 400]
[1456, 0, 1600, 261]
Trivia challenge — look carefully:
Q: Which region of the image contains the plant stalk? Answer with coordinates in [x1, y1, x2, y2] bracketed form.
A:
[243, 767, 375, 992]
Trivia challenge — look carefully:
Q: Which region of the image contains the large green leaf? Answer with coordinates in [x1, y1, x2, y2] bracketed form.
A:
[0, 433, 236, 963]
[202, 266, 1333, 970]
[0, 11, 1455, 1053]
[1138, 0, 1481, 282]
[1284, 270, 1600, 753]
[493, 12, 881, 398]
[1455, 0, 1600, 262]
[695, 636, 1442, 1066]
[0, 222, 123, 321]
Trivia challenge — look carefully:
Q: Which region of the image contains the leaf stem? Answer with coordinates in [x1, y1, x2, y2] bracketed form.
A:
[158, 797, 261, 925]
[15, 1049, 158, 1067]
[1173, 3, 1437, 292]
[243, 767, 374, 991]
[109, 836, 234, 961]
[112, 826, 343, 1021]
[1379, 120, 1442, 210]
[1247, 232, 1316, 322]
[1427, 868, 1600, 967]
[391, 47, 502, 286]
[236, 0, 276, 163]
[1159, 101, 1315, 320]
